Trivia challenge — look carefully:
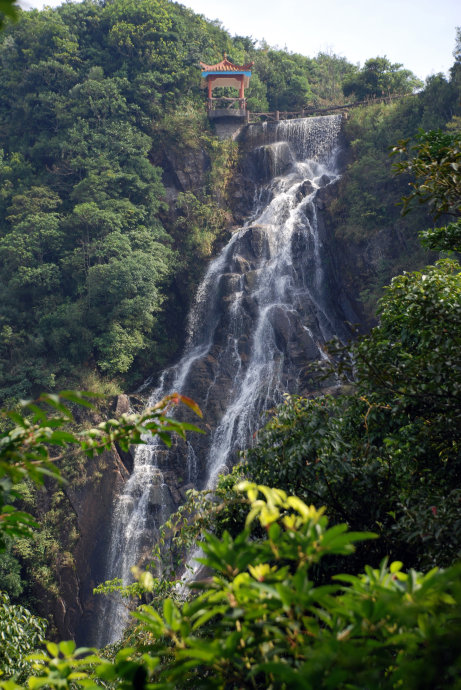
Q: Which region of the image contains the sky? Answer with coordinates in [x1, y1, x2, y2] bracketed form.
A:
[18, 0, 460, 81]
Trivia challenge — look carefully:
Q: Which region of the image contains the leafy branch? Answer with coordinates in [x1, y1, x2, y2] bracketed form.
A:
[0, 391, 202, 548]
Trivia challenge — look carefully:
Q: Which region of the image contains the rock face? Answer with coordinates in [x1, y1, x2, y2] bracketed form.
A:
[156, 146, 211, 199]
[65, 445, 129, 644]
[247, 141, 295, 183]
[31, 396, 134, 643]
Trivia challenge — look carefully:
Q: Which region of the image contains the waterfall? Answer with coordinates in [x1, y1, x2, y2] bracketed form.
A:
[97, 115, 355, 646]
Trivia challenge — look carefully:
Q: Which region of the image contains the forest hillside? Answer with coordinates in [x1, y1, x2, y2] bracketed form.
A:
[0, 1, 460, 685]
[0, 0, 457, 405]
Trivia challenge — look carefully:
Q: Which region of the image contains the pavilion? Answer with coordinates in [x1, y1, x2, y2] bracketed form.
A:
[200, 54, 254, 119]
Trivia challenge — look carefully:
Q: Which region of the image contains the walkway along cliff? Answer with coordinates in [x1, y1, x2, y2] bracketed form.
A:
[96, 114, 359, 646]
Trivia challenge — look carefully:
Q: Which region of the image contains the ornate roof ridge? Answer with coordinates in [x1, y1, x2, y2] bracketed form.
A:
[200, 53, 254, 72]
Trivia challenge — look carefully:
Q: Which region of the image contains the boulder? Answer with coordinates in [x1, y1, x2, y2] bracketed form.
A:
[296, 179, 315, 201]
[249, 142, 294, 183]
[317, 173, 331, 187]
[240, 226, 270, 260]
[231, 254, 251, 274]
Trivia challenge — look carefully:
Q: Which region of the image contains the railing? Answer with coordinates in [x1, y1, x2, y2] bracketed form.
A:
[246, 93, 409, 124]
[204, 93, 409, 124]
[207, 97, 246, 111]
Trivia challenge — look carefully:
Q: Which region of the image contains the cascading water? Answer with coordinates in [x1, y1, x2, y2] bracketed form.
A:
[97, 115, 356, 646]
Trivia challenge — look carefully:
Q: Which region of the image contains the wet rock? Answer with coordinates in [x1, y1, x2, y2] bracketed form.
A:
[231, 254, 250, 274]
[237, 334, 251, 362]
[241, 294, 259, 318]
[291, 229, 310, 258]
[303, 202, 316, 225]
[151, 469, 165, 486]
[118, 495, 134, 513]
[147, 484, 175, 516]
[219, 273, 241, 296]
[268, 307, 293, 352]
[162, 470, 178, 485]
[179, 483, 195, 500]
[152, 449, 173, 472]
[183, 353, 220, 409]
[243, 269, 261, 291]
[287, 326, 320, 365]
[113, 396, 138, 473]
[296, 179, 315, 201]
[317, 173, 331, 187]
[147, 485, 164, 509]
[249, 142, 294, 183]
[168, 484, 182, 505]
[241, 226, 270, 260]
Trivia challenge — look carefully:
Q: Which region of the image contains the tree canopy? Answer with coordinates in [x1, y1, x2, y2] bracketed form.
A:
[343, 56, 423, 100]
[0, 0, 451, 403]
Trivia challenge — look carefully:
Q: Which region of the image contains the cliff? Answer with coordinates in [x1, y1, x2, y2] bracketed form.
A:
[28, 114, 432, 643]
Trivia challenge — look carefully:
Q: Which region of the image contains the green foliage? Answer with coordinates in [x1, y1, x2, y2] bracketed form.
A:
[355, 259, 461, 423]
[0, 391, 202, 548]
[25, 641, 102, 690]
[0, 0, 17, 30]
[8, 486, 461, 689]
[0, 591, 46, 682]
[0, 537, 23, 598]
[392, 129, 461, 253]
[392, 129, 461, 219]
[343, 56, 422, 100]
[420, 220, 461, 252]
[308, 52, 357, 105]
[328, 72, 459, 319]
[251, 49, 313, 111]
[0, 0, 235, 400]
[174, 191, 227, 260]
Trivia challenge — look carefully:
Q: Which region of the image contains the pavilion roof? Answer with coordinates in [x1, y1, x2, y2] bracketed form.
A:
[200, 55, 254, 72]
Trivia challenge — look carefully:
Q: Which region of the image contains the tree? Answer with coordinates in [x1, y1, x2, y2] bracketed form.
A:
[392, 128, 461, 251]
[309, 51, 357, 104]
[0, 0, 17, 30]
[0, 592, 46, 682]
[5, 484, 461, 689]
[343, 57, 422, 100]
[253, 49, 314, 111]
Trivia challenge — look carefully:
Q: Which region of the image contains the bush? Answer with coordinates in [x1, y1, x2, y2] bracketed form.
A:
[10, 484, 461, 689]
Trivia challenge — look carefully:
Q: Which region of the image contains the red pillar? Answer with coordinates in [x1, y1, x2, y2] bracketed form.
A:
[207, 77, 213, 100]
[239, 75, 245, 99]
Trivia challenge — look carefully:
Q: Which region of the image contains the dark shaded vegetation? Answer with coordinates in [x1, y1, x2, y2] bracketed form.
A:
[327, 62, 460, 318]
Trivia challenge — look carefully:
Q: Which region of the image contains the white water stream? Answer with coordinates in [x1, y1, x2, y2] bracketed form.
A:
[97, 115, 351, 646]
